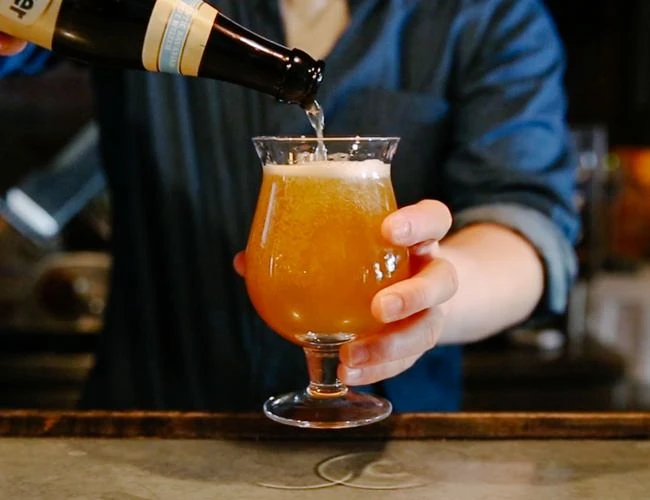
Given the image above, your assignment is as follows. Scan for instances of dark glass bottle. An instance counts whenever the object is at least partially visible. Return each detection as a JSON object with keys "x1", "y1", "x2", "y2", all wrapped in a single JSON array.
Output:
[{"x1": 0, "y1": 0, "x2": 324, "y2": 107}]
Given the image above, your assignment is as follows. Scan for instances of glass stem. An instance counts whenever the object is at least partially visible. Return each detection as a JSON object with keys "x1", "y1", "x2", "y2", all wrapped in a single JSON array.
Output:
[{"x1": 303, "y1": 344, "x2": 348, "y2": 399}]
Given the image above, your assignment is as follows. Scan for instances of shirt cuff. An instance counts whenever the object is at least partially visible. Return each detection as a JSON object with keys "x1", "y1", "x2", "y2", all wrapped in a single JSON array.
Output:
[{"x1": 451, "y1": 203, "x2": 578, "y2": 317}]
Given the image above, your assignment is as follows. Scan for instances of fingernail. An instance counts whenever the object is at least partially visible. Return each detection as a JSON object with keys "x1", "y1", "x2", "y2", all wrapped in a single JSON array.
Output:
[
  {"x1": 380, "y1": 294, "x2": 404, "y2": 321},
  {"x1": 349, "y1": 345, "x2": 369, "y2": 366},
  {"x1": 389, "y1": 217, "x2": 411, "y2": 243},
  {"x1": 345, "y1": 368, "x2": 362, "y2": 383}
]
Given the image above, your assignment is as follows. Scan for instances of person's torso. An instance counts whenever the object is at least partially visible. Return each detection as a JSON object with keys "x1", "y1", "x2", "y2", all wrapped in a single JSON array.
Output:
[{"x1": 84, "y1": 0, "x2": 462, "y2": 411}]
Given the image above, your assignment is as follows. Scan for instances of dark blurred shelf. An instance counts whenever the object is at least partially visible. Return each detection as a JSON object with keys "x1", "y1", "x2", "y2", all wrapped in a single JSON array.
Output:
[
  {"x1": 462, "y1": 335, "x2": 632, "y2": 411},
  {"x1": 463, "y1": 336, "x2": 625, "y2": 386},
  {"x1": 0, "y1": 328, "x2": 643, "y2": 411},
  {"x1": 0, "y1": 329, "x2": 98, "y2": 353},
  {"x1": 0, "y1": 351, "x2": 93, "y2": 409}
]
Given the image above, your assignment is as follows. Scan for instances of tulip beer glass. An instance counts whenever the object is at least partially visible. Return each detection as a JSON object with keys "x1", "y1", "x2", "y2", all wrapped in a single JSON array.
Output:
[{"x1": 246, "y1": 137, "x2": 409, "y2": 428}]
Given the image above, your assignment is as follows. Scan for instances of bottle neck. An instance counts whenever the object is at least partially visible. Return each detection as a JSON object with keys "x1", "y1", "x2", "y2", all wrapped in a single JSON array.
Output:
[
  {"x1": 277, "y1": 49, "x2": 325, "y2": 108},
  {"x1": 198, "y1": 13, "x2": 324, "y2": 108}
]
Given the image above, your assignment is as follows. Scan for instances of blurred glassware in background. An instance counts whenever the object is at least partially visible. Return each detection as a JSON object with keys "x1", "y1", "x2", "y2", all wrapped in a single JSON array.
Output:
[
  {"x1": 0, "y1": 121, "x2": 107, "y2": 248},
  {"x1": 564, "y1": 126, "x2": 612, "y2": 348},
  {"x1": 573, "y1": 137, "x2": 650, "y2": 386},
  {"x1": 607, "y1": 147, "x2": 650, "y2": 263},
  {"x1": 0, "y1": 120, "x2": 110, "y2": 333},
  {"x1": 571, "y1": 125, "x2": 611, "y2": 277}
]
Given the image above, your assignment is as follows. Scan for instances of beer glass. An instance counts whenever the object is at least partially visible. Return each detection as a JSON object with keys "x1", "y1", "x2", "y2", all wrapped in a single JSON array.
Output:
[{"x1": 246, "y1": 137, "x2": 409, "y2": 428}]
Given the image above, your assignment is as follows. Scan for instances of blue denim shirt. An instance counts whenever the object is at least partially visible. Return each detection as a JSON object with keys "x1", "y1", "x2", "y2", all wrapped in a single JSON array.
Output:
[{"x1": 1, "y1": 0, "x2": 578, "y2": 412}]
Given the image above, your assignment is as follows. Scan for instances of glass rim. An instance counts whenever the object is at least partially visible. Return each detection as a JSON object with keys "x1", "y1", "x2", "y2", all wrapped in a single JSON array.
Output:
[{"x1": 252, "y1": 135, "x2": 400, "y2": 143}]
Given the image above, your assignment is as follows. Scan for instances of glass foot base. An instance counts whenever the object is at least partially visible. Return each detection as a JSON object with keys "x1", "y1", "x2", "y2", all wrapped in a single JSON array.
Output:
[{"x1": 263, "y1": 390, "x2": 392, "y2": 429}]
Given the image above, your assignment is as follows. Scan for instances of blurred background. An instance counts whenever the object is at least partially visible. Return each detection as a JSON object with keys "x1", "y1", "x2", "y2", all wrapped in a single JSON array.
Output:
[{"x1": 1, "y1": 0, "x2": 650, "y2": 411}]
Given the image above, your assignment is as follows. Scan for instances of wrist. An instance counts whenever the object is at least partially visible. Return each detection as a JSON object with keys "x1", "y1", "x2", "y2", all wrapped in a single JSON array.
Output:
[{"x1": 432, "y1": 248, "x2": 474, "y2": 346}]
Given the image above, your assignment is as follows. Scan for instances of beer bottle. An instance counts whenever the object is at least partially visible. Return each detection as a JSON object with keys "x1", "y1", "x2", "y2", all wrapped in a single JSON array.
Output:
[{"x1": 0, "y1": 0, "x2": 324, "y2": 107}]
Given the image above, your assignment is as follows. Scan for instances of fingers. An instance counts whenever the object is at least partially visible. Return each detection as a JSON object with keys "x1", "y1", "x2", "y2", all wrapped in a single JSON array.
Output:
[
  {"x1": 339, "y1": 251, "x2": 458, "y2": 386},
  {"x1": 339, "y1": 306, "x2": 446, "y2": 385},
  {"x1": 371, "y1": 257, "x2": 458, "y2": 323},
  {"x1": 341, "y1": 354, "x2": 421, "y2": 386},
  {"x1": 0, "y1": 34, "x2": 27, "y2": 56},
  {"x1": 382, "y1": 200, "x2": 452, "y2": 247},
  {"x1": 233, "y1": 251, "x2": 246, "y2": 276}
]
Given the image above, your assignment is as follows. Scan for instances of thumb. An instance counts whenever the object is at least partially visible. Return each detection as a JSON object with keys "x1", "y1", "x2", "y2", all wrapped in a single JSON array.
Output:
[{"x1": 0, "y1": 34, "x2": 28, "y2": 56}]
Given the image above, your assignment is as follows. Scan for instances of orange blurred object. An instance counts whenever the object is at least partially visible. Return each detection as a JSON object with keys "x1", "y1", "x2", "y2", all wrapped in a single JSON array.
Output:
[{"x1": 609, "y1": 147, "x2": 650, "y2": 260}]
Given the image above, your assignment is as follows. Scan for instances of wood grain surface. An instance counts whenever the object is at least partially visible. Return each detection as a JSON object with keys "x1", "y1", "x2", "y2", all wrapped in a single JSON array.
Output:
[{"x1": 0, "y1": 411, "x2": 648, "y2": 440}]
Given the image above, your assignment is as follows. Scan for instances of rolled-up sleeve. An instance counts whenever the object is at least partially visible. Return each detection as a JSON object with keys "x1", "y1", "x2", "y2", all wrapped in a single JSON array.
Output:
[
  {"x1": 444, "y1": 0, "x2": 580, "y2": 316},
  {"x1": 453, "y1": 203, "x2": 577, "y2": 315}
]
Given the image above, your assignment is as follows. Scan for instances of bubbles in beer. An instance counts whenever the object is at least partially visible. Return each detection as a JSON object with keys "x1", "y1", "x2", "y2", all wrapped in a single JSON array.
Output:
[
  {"x1": 245, "y1": 162, "x2": 409, "y2": 342},
  {"x1": 306, "y1": 100, "x2": 327, "y2": 160}
]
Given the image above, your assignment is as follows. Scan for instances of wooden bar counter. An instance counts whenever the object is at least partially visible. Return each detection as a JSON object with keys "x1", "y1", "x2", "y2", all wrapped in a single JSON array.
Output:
[{"x1": 1, "y1": 411, "x2": 649, "y2": 499}]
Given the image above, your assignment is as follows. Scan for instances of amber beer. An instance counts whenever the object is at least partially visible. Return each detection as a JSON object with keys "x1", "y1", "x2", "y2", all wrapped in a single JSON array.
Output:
[{"x1": 245, "y1": 159, "x2": 410, "y2": 344}]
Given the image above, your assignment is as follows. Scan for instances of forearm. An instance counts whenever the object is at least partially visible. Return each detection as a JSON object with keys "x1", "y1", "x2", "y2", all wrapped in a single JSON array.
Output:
[{"x1": 437, "y1": 222, "x2": 545, "y2": 345}]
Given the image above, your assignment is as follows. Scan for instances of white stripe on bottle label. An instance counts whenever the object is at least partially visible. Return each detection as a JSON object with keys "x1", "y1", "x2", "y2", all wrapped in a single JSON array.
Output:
[
  {"x1": 142, "y1": 0, "x2": 218, "y2": 77},
  {"x1": 0, "y1": 0, "x2": 62, "y2": 48}
]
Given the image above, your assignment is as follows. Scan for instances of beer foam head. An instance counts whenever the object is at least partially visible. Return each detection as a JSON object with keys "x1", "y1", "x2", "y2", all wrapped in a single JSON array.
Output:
[{"x1": 263, "y1": 159, "x2": 390, "y2": 179}]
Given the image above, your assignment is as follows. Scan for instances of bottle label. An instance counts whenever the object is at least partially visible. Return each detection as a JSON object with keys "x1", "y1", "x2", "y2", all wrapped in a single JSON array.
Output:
[
  {"x1": 0, "y1": 0, "x2": 62, "y2": 48},
  {"x1": 0, "y1": 0, "x2": 51, "y2": 26},
  {"x1": 143, "y1": 0, "x2": 218, "y2": 77}
]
